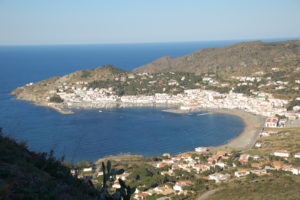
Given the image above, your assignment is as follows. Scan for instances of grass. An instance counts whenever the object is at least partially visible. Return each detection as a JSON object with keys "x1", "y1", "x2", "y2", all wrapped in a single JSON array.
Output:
[
  {"x1": 207, "y1": 175, "x2": 300, "y2": 200},
  {"x1": 245, "y1": 127, "x2": 300, "y2": 156},
  {"x1": 206, "y1": 127, "x2": 300, "y2": 200}
]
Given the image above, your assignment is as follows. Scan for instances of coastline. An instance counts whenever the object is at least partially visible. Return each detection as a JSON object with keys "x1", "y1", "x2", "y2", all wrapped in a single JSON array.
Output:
[
  {"x1": 35, "y1": 100, "x2": 266, "y2": 152},
  {"x1": 163, "y1": 108, "x2": 266, "y2": 152},
  {"x1": 13, "y1": 95, "x2": 265, "y2": 152}
]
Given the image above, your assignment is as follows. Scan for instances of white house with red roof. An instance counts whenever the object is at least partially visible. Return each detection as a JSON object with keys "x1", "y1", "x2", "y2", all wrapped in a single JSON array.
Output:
[
  {"x1": 265, "y1": 117, "x2": 278, "y2": 128},
  {"x1": 273, "y1": 150, "x2": 290, "y2": 158}
]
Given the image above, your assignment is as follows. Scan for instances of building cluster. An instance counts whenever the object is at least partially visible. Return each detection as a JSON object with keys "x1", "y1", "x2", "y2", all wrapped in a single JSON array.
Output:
[
  {"x1": 70, "y1": 144, "x2": 300, "y2": 199},
  {"x1": 50, "y1": 81, "x2": 300, "y2": 122}
]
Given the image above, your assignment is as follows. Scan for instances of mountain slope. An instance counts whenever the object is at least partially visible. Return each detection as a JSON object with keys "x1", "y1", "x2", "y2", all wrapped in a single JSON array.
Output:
[
  {"x1": 11, "y1": 65, "x2": 127, "y2": 103},
  {"x1": 0, "y1": 129, "x2": 99, "y2": 200},
  {"x1": 133, "y1": 40, "x2": 300, "y2": 74}
]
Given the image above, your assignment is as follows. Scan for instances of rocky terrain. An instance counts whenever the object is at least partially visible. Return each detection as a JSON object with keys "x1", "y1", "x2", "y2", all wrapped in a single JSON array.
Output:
[{"x1": 134, "y1": 40, "x2": 300, "y2": 75}]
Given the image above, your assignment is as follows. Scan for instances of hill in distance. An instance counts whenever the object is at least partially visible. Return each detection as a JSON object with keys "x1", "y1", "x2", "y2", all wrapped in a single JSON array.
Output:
[{"x1": 134, "y1": 40, "x2": 300, "y2": 75}]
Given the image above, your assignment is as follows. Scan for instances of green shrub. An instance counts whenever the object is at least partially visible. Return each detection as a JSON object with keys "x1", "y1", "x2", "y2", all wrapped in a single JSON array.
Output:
[{"x1": 49, "y1": 95, "x2": 64, "y2": 103}]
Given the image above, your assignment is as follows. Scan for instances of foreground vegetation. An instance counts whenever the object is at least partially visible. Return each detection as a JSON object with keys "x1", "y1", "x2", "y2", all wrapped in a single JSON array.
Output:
[
  {"x1": 0, "y1": 128, "x2": 99, "y2": 200},
  {"x1": 207, "y1": 175, "x2": 300, "y2": 200}
]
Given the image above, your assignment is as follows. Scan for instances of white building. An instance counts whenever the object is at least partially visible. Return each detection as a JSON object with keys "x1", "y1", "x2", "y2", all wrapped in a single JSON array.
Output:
[
  {"x1": 265, "y1": 117, "x2": 278, "y2": 128},
  {"x1": 195, "y1": 147, "x2": 208, "y2": 153},
  {"x1": 294, "y1": 152, "x2": 300, "y2": 159},
  {"x1": 234, "y1": 170, "x2": 250, "y2": 177},
  {"x1": 83, "y1": 167, "x2": 93, "y2": 172},
  {"x1": 208, "y1": 173, "x2": 230, "y2": 183},
  {"x1": 273, "y1": 150, "x2": 290, "y2": 158}
]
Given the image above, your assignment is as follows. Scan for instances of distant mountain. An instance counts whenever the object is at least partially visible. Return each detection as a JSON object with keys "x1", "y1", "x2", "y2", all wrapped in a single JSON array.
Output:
[{"x1": 133, "y1": 40, "x2": 300, "y2": 74}]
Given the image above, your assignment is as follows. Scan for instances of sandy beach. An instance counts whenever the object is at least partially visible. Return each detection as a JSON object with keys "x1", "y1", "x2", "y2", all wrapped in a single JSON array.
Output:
[{"x1": 163, "y1": 108, "x2": 266, "y2": 152}]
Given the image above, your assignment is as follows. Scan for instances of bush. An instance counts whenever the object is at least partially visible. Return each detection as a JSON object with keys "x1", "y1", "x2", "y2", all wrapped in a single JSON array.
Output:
[{"x1": 49, "y1": 95, "x2": 64, "y2": 103}]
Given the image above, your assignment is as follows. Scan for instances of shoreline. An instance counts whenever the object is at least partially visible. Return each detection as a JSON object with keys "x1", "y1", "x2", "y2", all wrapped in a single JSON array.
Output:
[
  {"x1": 163, "y1": 108, "x2": 266, "y2": 152},
  {"x1": 13, "y1": 96, "x2": 266, "y2": 153}
]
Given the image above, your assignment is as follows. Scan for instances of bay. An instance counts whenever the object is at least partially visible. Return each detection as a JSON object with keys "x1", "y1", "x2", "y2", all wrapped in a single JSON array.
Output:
[{"x1": 1, "y1": 40, "x2": 248, "y2": 162}]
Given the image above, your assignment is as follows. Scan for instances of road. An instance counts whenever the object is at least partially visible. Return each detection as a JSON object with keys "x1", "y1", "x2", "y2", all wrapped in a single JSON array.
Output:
[{"x1": 197, "y1": 189, "x2": 219, "y2": 200}]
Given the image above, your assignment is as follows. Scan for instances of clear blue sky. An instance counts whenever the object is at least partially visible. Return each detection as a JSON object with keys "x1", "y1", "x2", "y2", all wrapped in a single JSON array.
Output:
[{"x1": 0, "y1": 0, "x2": 299, "y2": 45}]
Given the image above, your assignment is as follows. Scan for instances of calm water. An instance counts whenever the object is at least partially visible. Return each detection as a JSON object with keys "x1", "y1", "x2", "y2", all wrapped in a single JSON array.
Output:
[{"x1": 0, "y1": 41, "x2": 251, "y2": 162}]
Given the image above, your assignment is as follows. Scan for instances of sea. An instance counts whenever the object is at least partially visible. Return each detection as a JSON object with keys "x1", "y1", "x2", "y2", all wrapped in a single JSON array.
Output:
[{"x1": 0, "y1": 39, "x2": 287, "y2": 163}]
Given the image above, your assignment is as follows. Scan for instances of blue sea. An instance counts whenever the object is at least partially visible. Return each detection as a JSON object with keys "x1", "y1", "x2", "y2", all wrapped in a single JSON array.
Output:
[{"x1": 0, "y1": 40, "x2": 270, "y2": 162}]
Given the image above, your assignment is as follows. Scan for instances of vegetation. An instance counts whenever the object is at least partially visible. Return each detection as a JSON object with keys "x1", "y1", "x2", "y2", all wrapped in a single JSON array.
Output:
[
  {"x1": 49, "y1": 95, "x2": 64, "y2": 103},
  {"x1": 246, "y1": 128, "x2": 300, "y2": 156},
  {"x1": 207, "y1": 176, "x2": 300, "y2": 200},
  {"x1": 88, "y1": 72, "x2": 203, "y2": 96},
  {"x1": 0, "y1": 128, "x2": 98, "y2": 200},
  {"x1": 287, "y1": 99, "x2": 300, "y2": 111},
  {"x1": 0, "y1": 128, "x2": 135, "y2": 200},
  {"x1": 98, "y1": 161, "x2": 135, "y2": 200}
]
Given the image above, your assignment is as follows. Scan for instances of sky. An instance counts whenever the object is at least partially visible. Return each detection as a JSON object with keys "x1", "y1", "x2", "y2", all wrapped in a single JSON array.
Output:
[{"x1": 0, "y1": 0, "x2": 300, "y2": 45}]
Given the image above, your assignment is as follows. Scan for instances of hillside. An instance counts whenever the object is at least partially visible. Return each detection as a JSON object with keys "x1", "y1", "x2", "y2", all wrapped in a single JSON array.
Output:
[
  {"x1": 0, "y1": 128, "x2": 99, "y2": 200},
  {"x1": 11, "y1": 65, "x2": 127, "y2": 104},
  {"x1": 134, "y1": 40, "x2": 300, "y2": 74}
]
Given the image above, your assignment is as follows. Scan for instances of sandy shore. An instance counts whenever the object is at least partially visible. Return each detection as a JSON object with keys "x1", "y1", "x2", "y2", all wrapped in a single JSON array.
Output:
[{"x1": 164, "y1": 108, "x2": 266, "y2": 152}]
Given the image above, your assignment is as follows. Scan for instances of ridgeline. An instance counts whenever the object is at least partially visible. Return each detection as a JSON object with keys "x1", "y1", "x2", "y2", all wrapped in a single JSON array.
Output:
[{"x1": 134, "y1": 40, "x2": 300, "y2": 74}]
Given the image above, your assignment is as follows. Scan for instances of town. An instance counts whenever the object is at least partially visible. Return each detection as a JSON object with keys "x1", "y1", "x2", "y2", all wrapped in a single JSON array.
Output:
[{"x1": 72, "y1": 126, "x2": 300, "y2": 199}]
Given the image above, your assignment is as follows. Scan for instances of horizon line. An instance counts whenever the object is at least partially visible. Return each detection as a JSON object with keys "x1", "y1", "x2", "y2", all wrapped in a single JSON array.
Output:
[{"x1": 0, "y1": 37, "x2": 299, "y2": 47}]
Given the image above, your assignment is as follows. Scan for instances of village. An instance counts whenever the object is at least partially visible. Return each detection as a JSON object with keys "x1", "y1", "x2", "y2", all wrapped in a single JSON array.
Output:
[
  {"x1": 51, "y1": 79, "x2": 300, "y2": 127},
  {"x1": 72, "y1": 129, "x2": 300, "y2": 200}
]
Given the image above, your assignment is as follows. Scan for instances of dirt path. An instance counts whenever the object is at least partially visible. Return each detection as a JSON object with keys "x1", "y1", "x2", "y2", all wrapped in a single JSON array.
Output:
[{"x1": 197, "y1": 189, "x2": 219, "y2": 200}]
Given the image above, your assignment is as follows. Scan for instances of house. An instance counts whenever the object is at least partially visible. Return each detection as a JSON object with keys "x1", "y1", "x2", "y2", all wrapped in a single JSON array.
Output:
[
  {"x1": 193, "y1": 164, "x2": 211, "y2": 173},
  {"x1": 291, "y1": 167, "x2": 300, "y2": 175},
  {"x1": 173, "y1": 180, "x2": 193, "y2": 191},
  {"x1": 112, "y1": 181, "x2": 121, "y2": 189},
  {"x1": 239, "y1": 154, "x2": 250, "y2": 163},
  {"x1": 251, "y1": 162, "x2": 266, "y2": 169},
  {"x1": 295, "y1": 152, "x2": 300, "y2": 159},
  {"x1": 161, "y1": 159, "x2": 174, "y2": 165},
  {"x1": 273, "y1": 150, "x2": 290, "y2": 158},
  {"x1": 83, "y1": 167, "x2": 93, "y2": 172},
  {"x1": 135, "y1": 193, "x2": 149, "y2": 200},
  {"x1": 260, "y1": 131, "x2": 270, "y2": 137},
  {"x1": 208, "y1": 155, "x2": 221, "y2": 164},
  {"x1": 281, "y1": 165, "x2": 300, "y2": 175},
  {"x1": 234, "y1": 170, "x2": 250, "y2": 177},
  {"x1": 265, "y1": 117, "x2": 278, "y2": 128},
  {"x1": 255, "y1": 142, "x2": 262, "y2": 148},
  {"x1": 208, "y1": 173, "x2": 230, "y2": 183},
  {"x1": 215, "y1": 162, "x2": 226, "y2": 168},
  {"x1": 251, "y1": 169, "x2": 269, "y2": 176},
  {"x1": 155, "y1": 162, "x2": 166, "y2": 168},
  {"x1": 116, "y1": 172, "x2": 130, "y2": 181},
  {"x1": 253, "y1": 155, "x2": 260, "y2": 160},
  {"x1": 195, "y1": 147, "x2": 208, "y2": 153},
  {"x1": 293, "y1": 106, "x2": 300, "y2": 111},
  {"x1": 70, "y1": 168, "x2": 79, "y2": 176}
]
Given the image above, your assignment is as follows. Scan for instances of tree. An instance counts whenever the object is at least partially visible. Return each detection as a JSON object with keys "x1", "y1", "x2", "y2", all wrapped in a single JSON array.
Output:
[
  {"x1": 99, "y1": 161, "x2": 135, "y2": 200},
  {"x1": 49, "y1": 95, "x2": 64, "y2": 103}
]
